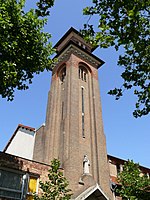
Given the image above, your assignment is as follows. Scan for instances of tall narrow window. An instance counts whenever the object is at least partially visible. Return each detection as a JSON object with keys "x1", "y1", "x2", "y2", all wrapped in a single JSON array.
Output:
[
  {"x1": 79, "y1": 66, "x2": 87, "y2": 82},
  {"x1": 84, "y1": 72, "x2": 86, "y2": 82},
  {"x1": 81, "y1": 88, "x2": 84, "y2": 114},
  {"x1": 82, "y1": 115, "x2": 85, "y2": 138},
  {"x1": 116, "y1": 164, "x2": 121, "y2": 174},
  {"x1": 60, "y1": 67, "x2": 66, "y2": 83},
  {"x1": 62, "y1": 102, "x2": 64, "y2": 120},
  {"x1": 81, "y1": 87, "x2": 85, "y2": 138},
  {"x1": 61, "y1": 102, "x2": 65, "y2": 131}
]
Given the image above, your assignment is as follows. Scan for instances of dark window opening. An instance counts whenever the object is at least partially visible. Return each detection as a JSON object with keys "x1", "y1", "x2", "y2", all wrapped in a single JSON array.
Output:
[
  {"x1": 82, "y1": 115, "x2": 85, "y2": 138},
  {"x1": 81, "y1": 88, "x2": 84, "y2": 114},
  {"x1": 0, "y1": 169, "x2": 22, "y2": 199},
  {"x1": 116, "y1": 164, "x2": 121, "y2": 174},
  {"x1": 79, "y1": 66, "x2": 87, "y2": 82},
  {"x1": 0, "y1": 169, "x2": 37, "y2": 200},
  {"x1": 84, "y1": 72, "x2": 86, "y2": 82},
  {"x1": 60, "y1": 67, "x2": 66, "y2": 83}
]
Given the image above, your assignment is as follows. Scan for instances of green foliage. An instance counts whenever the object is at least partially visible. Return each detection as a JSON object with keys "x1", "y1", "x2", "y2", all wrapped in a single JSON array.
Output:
[
  {"x1": 0, "y1": 0, "x2": 55, "y2": 100},
  {"x1": 117, "y1": 160, "x2": 150, "y2": 200},
  {"x1": 81, "y1": 0, "x2": 150, "y2": 117},
  {"x1": 36, "y1": 0, "x2": 55, "y2": 17},
  {"x1": 34, "y1": 159, "x2": 72, "y2": 200}
]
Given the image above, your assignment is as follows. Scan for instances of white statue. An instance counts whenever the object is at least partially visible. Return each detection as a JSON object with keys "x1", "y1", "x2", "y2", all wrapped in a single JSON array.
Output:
[{"x1": 83, "y1": 155, "x2": 90, "y2": 174}]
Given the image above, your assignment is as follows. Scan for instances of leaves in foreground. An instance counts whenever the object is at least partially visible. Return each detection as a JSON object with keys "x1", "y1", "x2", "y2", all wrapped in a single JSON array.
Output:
[
  {"x1": 81, "y1": 0, "x2": 150, "y2": 117},
  {"x1": 0, "y1": 0, "x2": 55, "y2": 101},
  {"x1": 34, "y1": 159, "x2": 72, "y2": 200},
  {"x1": 117, "y1": 160, "x2": 150, "y2": 200}
]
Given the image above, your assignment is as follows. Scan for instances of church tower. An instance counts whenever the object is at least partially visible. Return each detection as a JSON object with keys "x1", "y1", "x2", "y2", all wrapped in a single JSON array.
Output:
[{"x1": 33, "y1": 28, "x2": 112, "y2": 199}]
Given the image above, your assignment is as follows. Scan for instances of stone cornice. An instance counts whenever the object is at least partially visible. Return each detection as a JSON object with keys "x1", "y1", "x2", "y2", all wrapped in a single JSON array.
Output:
[{"x1": 53, "y1": 43, "x2": 104, "y2": 70}]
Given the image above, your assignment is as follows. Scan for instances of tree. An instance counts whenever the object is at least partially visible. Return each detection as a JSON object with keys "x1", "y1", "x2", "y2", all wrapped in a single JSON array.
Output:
[
  {"x1": 0, "y1": 0, "x2": 55, "y2": 101},
  {"x1": 116, "y1": 160, "x2": 150, "y2": 200},
  {"x1": 34, "y1": 159, "x2": 72, "y2": 200},
  {"x1": 81, "y1": 0, "x2": 150, "y2": 118},
  {"x1": 35, "y1": 0, "x2": 55, "y2": 17}
]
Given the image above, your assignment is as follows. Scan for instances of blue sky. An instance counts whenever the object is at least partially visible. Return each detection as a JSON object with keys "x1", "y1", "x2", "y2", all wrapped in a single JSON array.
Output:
[{"x1": 0, "y1": 0, "x2": 149, "y2": 168}]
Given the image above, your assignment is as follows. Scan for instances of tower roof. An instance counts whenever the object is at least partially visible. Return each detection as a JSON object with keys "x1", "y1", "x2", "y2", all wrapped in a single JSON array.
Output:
[
  {"x1": 53, "y1": 27, "x2": 104, "y2": 69},
  {"x1": 54, "y1": 27, "x2": 97, "y2": 54}
]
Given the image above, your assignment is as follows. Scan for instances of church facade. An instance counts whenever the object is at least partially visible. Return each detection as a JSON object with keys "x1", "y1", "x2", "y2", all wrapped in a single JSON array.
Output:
[{"x1": 0, "y1": 28, "x2": 149, "y2": 200}]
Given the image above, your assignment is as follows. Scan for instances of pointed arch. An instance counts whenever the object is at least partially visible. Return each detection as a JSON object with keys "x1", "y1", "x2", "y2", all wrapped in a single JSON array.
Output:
[
  {"x1": 78, "y1": 62, "x2": 91, "y2": 82},
  {"x1": 79, "y1": 62, "x2": 92, "y2": 73},
  {"x1": 57, "y1": 64, "x2": 66, "y2": 83}
]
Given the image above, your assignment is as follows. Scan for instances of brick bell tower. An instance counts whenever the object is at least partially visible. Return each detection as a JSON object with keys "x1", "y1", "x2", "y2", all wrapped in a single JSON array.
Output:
[{"x1": 33, "y1": 28, "x2": 113, "y2": 199}]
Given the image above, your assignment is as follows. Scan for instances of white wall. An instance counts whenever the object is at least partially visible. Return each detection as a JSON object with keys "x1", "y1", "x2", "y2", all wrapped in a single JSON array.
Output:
[{"x1": 5, "y1": 127, "x2": 35, "y2": 160}]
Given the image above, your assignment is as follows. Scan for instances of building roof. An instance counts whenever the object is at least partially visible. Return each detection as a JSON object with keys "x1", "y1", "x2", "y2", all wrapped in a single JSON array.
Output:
[
  {"x1": 52, "y1": 27, "x2": 105, "y2": 70},
  {"x1": 3, "y1": 124, "x2": 35, "y2": 152},
  {"x1": 108, "y1": 154, "x2": 150, "y2": 173},
  {"x1": 53, "y1": 27, "x2": 97, "y2": 53}
]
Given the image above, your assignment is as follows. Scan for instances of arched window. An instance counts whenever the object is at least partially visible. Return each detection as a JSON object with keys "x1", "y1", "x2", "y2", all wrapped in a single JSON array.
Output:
[
  {"x1": 59, "y1": 66, "x2": 66, "y2": 83},
  {"x1": 79, "y1": 66, "x2": 88, "y2": 82}
]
